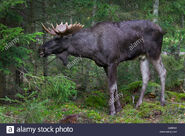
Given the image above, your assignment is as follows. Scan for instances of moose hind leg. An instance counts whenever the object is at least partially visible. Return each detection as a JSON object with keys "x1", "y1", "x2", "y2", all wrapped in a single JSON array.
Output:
[
  {"x1": 151, "y1": 56, "x2": 166, "y2": 106},
  {"x1": 136, "y1": 58, "x2": 150, "y2": 108}
]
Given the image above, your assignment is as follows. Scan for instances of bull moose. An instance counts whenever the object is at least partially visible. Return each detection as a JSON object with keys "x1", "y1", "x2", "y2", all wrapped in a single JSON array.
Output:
[{"x1": 39, "y1": 20, "x2": 166, "y2": 115}]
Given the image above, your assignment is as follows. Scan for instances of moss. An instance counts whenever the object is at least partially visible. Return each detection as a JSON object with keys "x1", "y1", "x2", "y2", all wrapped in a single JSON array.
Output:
[
  {"x1": 1, "y1": 99, "x2": 185, "y2": 123},
  {"x1": 160, "y1": 103, "x2": 185, "y2": 123},
  {"x1": 137, "y1": 102, "x2": 165, "y2": 118},
  {"x1": 124, "y1": 118, "x2": 147, "y2": 123},
  {"x1": 123, "y1": 104, "x2": 139, "y2": 117},
  {"x1": 112, "y1": 104, "x2": 148, "y2": 123},
  {"x1": 166, "y1": 91, "x2": 185, "y2": 102},
  {"x1": 61, "y1": 103, "x2": 81, "y2": 115},
  {"x1": 85, "y1": 109, "x2": 102, "y2": 122},
  {"x1": 0, "y1": 106, "x2": 16, "y2": 123}
]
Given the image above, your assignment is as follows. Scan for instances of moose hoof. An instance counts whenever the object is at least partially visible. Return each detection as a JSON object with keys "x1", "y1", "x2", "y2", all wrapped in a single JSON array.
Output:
[
  {"x1": 136, "y1": 101, "x2": 142, "y2": 108},
  {"x1": 135, "y1": 104, "x2": 139, "y2": 109},
  {"x1": 109, "y1": 111, "x2": 116, "y2": 116},
  {"x1": 160, "y1": 100, "x2": 166, "y2": 106},
  {"x1": 116, "y1": 107, "x2": 122, "y2": 113}
]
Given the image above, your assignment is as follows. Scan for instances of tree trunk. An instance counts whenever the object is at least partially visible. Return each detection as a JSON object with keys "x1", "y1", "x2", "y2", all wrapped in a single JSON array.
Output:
[
  {"x1": 151, "y1": 0, "x2": 159, "y2": 81},
  {"x1": 92, "y1": 0, "x2": 96, "y2": 26},
  {"x1": 153, "y1": 0, "x2": 159, "y2": 23},
  {"x1": 42, "y1": 1, "x2": 48, "y2": 77},
  {"x1": 30, "y1": 0, "x2": 38, "y2": 75},
  {"x1": 0, "y1": 71, "x2": 6, "y2": 98},
  {"x1": 182, "y1": 15, "x2": 185, "y2": 86},
  {"x1": 70, "y1": 17, "x2": 73, "y2": 24},
  {"x1": 15, "y1": 69, "x2": 21, "y2": 87},
  {"x1": 176, "y1": 14, "x2": 184, "y2": 59},
  {"x1": 182, "y1": 14, "x2": 184, "y2": 28}
]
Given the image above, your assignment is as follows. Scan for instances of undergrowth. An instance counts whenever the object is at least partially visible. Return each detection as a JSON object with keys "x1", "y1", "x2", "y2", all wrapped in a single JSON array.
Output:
[{"x1": 0, "y1": 90, "x2": 184, "y2": 123}]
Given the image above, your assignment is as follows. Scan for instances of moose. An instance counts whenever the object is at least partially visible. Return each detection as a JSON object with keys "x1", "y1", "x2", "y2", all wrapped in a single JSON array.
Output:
[{"x1": 39, "y1": 20, "x2": 166, "y2": 115}]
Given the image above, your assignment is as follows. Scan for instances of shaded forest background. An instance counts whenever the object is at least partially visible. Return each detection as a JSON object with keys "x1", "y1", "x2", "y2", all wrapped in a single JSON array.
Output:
[{"x1": 0, "y1": 0, "x2": 185, "y2": 123}]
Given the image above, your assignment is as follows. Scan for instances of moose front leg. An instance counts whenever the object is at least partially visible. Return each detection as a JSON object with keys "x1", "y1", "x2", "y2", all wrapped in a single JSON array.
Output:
[
  {"x1": 114, "y1": 88, "x2": 122, "y2": 113},
  {"x1": 106, "y1": 63, "x2": 120, "y2": 115}
]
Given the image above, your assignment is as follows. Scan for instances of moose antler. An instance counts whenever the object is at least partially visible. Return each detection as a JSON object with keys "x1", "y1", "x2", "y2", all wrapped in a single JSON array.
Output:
[{"x1": 41, "y1": 22, "x2": 84, "y2": 36}]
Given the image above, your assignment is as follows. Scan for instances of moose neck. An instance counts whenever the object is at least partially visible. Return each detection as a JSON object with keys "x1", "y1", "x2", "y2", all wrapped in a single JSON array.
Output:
[{"x1": 65, "y1": 31, "x2": 95, "y2": 60}]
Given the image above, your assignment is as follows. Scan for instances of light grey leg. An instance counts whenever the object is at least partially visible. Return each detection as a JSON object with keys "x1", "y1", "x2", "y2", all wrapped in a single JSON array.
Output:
[
  {"x1": 109, "y1": 82, "x2": 117, "y2": 115},
  {"x1": 136, "y1": 58, "x2": 150, "y2": 108},
  {"x1": 114, "y1": 84, "x2": 122, "y2": 113},
  {"x1": 151, "y1": 56, "x2": 166, "y2": 106}
]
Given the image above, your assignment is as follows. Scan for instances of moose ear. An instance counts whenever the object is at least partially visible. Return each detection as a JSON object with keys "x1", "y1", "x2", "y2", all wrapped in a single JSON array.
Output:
[{"x1": 56, "y1": 51, "x2": 69, "y2": 66}]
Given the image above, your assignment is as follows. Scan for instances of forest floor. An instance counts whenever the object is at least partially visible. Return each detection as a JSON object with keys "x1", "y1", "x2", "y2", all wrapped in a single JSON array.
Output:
[{"x1": 0, "y1": 91, "x2": 185, "y2": 123}]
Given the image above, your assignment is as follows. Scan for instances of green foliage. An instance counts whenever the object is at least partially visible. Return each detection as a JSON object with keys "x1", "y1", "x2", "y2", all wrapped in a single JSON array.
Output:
[
  {"x1": 61, "y1": 103, "x2": 81, "y2": 115},
  {"x1": 137, "y1": 102, "x2": 165, "y2": 118},
  {"x1": 120, "y1": 81, "x2": 142, "y2": 92},
  {"x1": 85, "y1": 109, "x2": 102, "y2": 121},
  {"x1": 166, "y1": 91, "x2": 185, "y2": 102},
  {"x1": 118, "y1": 55, "x2": 185, "y2": 95},
  {"x1": 162, "y1": 55, "x2": 185, "y2": 90},
  {"x1": 160, "y1": 103, "x2": 185, "y2": 123},
  {"x1": 21, "y1": 98, "x2": 48, "y2": 123},
  {"x1": 44, "y1": 75, "x2": 77, "y2": 104},
  {"x1": 160, "y1": 0, "x2": 185, "y2": 53},
  {"x1": 0, "y1": 90, "x2": 184, "y2": 123},
  {"x1": 0, "y1": 91, "x2": 48, "y2": 123},
  {"x1": 60, "y1": 103, "x2": 102, "y2": 123},
  {"x1": 147, "y1": 82, "x2": 161, "y2": 94},
  {"x1": 95, "y1": 3, "x2": 119, "y2": 22},
  {"x1": 118, "y1": 60, "x2": 141, "y2": 87},
  {"x1": 0, "y1": 0, "x2": 185, "y2": 124},
  {"x1": 0, "y1": 0, "x2": 25, "y2": 16},
  {"x1": 120, "y1": 81, "x2": 161, "y2": 105},
  {"x1": 22, "y1": 73, "x2": 77, "y2": 104},
  {"x1": 0, "y1": 0, "x2": 43, "y2": 73},
  {"x1": 0, "y1": 25, "x2": 43, "y2": 73},
  {"x1": 84, "y1": 91, "x2": 108, "y2": 109},
  {"x1": 119, "y1": 104, "x2": 147, "y2": 123},
  {"x1": 0, "y1": 106, "x2": 16, "y2": 123}
]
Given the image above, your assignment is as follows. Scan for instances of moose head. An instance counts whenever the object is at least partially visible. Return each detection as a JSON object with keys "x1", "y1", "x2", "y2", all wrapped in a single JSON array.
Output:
[{"x1": 39, "y1": 22, "x2": 84, "y2": 58}]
